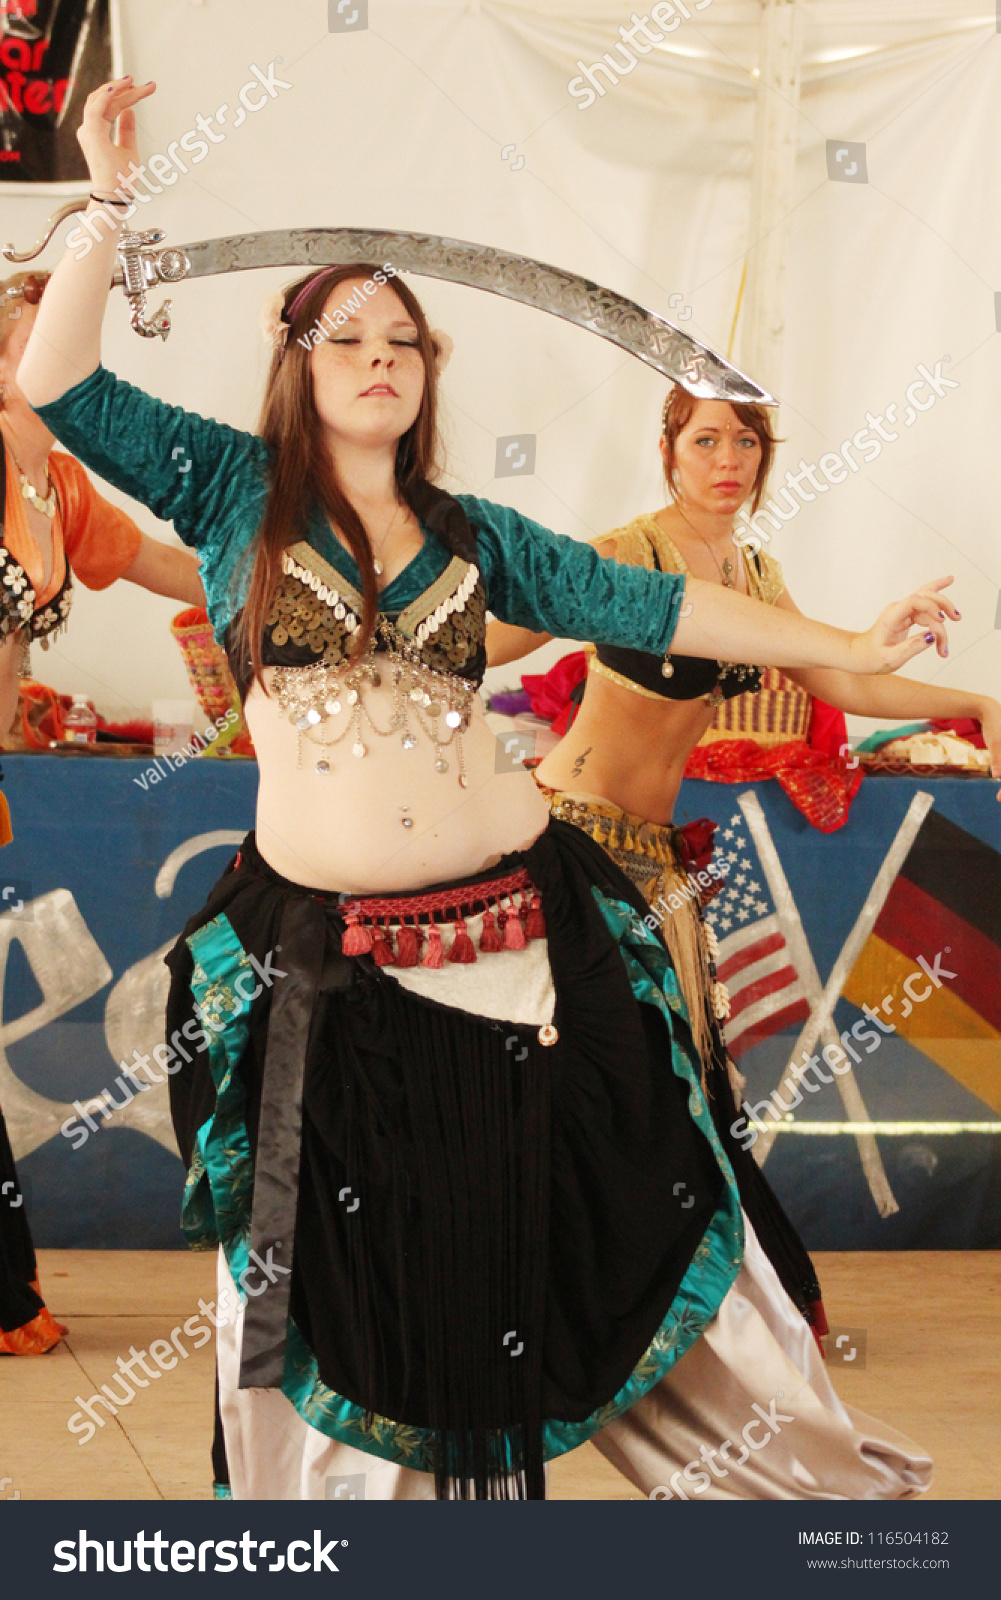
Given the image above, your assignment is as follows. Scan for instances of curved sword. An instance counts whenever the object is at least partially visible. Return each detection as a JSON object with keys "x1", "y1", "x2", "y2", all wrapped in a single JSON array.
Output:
[
  {"x1": 141, "y1": 227, "x2": 774, "y2": 404},
  {"x1": 4, "y1": 213, "x2": 774, "y2": 403}
]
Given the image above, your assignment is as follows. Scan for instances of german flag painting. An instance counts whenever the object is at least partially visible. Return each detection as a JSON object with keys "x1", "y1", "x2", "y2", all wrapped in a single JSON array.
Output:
[{"x1": 842, "y1": 810, "x2": 1001, "y2": 1113}]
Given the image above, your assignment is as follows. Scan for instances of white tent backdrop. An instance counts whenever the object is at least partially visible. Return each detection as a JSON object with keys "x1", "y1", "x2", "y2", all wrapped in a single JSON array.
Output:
[{"x1": 2, "y1": 0, "x2": 998, "y2": 729}]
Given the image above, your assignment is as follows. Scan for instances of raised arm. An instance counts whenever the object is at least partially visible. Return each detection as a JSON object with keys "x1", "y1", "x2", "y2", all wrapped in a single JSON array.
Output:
[
  {"x1": 463, "y1": 495, "x2": 956, "y2": 679},
  {"x1": 17, "y1": 77, "x2": 154, "y2": 405},
  {"x1": 16, "y1": 79, "x2": 263, "y2": 556}
]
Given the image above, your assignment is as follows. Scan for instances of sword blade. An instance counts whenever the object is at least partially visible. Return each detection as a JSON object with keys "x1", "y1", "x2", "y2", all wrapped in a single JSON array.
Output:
[{"x1": 115, "y1": 227, "x2": 775, "y2": 404}]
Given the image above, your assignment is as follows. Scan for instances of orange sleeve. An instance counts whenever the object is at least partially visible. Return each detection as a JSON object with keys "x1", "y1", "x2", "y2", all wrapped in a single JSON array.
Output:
[{"x1": 49, "y1": 452, "x2": 143, "y2": 591}]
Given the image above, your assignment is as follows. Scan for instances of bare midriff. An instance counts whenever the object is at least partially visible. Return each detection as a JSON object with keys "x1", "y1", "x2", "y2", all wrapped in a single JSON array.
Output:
[
  {"x1": 247, "y1": 669, "x2": 551, "y2": 892},
  {"x1": 535, "y1": 662, "x2": 715, "y2": 825}
]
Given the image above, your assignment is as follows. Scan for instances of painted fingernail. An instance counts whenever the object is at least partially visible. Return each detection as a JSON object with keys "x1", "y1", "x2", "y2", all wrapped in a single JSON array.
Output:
[
  {"x1": 939, "y1": 610, "x2": 946, "y2": 618},
  {"x1": 924, "y1": 632, "x2": 935, "y2": 643}
]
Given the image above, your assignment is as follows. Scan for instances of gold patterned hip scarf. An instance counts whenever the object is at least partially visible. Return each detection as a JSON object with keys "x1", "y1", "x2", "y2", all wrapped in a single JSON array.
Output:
[{"x1": 531, "y1": 772, "x2": 733, "y2": 1083}]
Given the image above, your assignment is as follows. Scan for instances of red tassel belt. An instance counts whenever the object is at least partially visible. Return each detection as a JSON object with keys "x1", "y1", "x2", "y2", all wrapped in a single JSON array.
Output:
[{"x1": 339, "y1": 866, "x2": 546, "y2": 969}]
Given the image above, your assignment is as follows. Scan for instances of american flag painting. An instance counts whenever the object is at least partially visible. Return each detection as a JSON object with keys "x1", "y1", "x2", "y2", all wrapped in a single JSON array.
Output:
[{"x1": 704, "y1": 810, "x2": 810, "y2": 1061}]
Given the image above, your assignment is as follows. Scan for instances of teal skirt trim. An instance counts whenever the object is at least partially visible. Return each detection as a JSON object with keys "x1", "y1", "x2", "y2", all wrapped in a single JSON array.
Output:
[
  {"x1": 540, "y1": 890, "x2": 743, "y2": 1458},
  {"x1": 182, "y1": 913, "x2": 257, "y2": 1290},
  {"x1": 182, "y1": 895, "x2": 743, "y2": 1472}
]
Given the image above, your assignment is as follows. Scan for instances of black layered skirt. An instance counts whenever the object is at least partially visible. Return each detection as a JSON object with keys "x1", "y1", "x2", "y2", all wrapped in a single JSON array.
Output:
[{"x1": 165, "y1": 819, "x2": 821, "y2": 1498}]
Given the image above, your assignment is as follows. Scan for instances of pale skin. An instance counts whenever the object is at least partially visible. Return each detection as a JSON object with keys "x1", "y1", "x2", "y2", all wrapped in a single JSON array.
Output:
[
  {"x1": 1, "y1": 297, "x2": 205, "y2": 734},
  {"x1": 16, "y1": 79, "x2": 965, "y2": 889},
  {"x1": 487, "y1": 400, "x2": 1001, "y2": 822}
]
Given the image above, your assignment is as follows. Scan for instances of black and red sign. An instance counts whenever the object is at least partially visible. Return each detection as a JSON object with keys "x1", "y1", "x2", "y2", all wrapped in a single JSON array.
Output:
[{"x1": 1, "y1": 0, "x2": 116, "y2": 188}]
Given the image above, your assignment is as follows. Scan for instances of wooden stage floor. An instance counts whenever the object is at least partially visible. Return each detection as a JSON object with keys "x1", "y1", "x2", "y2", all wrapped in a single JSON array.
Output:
[{"x1": 1, "y1": 1249, "x2": 997, "y2": 1501}]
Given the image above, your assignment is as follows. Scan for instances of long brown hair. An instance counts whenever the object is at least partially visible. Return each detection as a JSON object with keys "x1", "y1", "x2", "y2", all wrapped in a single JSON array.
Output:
[
  {"x1": 660, "y1": 387, "x2": 779, "y2": 514},
  {"x1": 237, "y1": 265, "x2": 444, "y2": 691}
]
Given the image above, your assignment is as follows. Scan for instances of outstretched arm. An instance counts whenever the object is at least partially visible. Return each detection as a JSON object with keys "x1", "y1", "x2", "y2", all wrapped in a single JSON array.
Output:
[
  {"x1": 773, "y1": 586, "x2": 1001, "y2": 784},
  {"x1": 466, "y1": 496, "x2": 957, "y2": 679},
  {"x1": 18, "y1": 79, "x2": 257, "y2": 559},
  {"x1": 672, "y1": 574, "x2": 955, "y2": 677}
]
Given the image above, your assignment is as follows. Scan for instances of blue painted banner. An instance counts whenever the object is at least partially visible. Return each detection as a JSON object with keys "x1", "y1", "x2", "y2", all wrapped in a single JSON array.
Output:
[
  {"x1": 0, "y1": 755, "x2": 998, "y2": 1249},
  {"x1": 0, "y1": 753, "x2": 257, "y2": 1249}
]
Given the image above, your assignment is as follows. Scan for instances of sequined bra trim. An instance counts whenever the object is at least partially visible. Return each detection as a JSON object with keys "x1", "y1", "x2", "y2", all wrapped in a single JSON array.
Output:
[
  {"x1": 261, "y1": 542, "x2": 487, "y2": 685},
  {"x1": 243, "y1": 538, "x2": 490, "y2": 787}
]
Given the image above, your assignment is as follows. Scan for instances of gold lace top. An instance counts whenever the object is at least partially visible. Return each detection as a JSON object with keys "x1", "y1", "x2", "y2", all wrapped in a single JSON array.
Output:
[{"x1": 585, "y1": 512, "x2": 785, "y2": 703}]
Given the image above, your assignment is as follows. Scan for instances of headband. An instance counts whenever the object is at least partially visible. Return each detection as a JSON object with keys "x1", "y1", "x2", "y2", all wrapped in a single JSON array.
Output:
[{"x1": 258, "y1": 268, "x2": 453, "y2": 370}]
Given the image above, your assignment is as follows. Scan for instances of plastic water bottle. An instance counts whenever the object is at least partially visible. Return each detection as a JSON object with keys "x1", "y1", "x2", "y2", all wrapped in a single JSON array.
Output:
[{"x1": 62, "y1": 694, "x2": 98, "y2": 745}]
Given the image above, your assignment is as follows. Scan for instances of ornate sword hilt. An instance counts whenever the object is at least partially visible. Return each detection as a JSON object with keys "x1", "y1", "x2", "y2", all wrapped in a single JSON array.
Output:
[{"x1": 115, "y1": 229, "x2": 191, "y2": 340}]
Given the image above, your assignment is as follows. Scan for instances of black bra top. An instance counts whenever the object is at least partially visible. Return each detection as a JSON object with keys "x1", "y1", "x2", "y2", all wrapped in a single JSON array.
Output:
[
  {"x1": 224, "y1": 482, "x2": 487, "y2": 702},
  {"x1": 594, "y1": 541, "x2": 763, "y2": 703},
  {"x1": 0, "y1": 441, "x2": 74, "y2": 648}
]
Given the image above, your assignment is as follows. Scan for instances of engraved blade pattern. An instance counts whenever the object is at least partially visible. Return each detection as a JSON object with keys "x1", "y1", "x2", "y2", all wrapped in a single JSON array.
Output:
[{"x1": 138, "y1": 228, "x2": 773, "y2": 404}]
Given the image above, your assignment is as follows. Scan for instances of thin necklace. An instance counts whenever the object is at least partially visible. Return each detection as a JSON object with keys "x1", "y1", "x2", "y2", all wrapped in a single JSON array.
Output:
[
  {"x1": 5, "y1": 438, "x2": 56, "y2": 519},
  {"x1": 370, "y1": 502, "x2": 405, "y2": 578},
  {"x1": 674, "y1": 503, "x2": 737, "y2": 588}
]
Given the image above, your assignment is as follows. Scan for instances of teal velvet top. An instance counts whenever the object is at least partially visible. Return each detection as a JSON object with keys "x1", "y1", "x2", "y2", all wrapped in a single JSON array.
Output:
[{"x1": 34, "y1": 364, "x2": 687, "y2": 652}]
